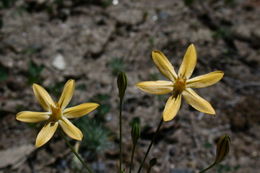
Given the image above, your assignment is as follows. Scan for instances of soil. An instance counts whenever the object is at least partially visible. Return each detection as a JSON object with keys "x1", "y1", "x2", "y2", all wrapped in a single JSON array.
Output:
[{"x1": 0, "y1": 0, "x2": 259, "y2": 173}]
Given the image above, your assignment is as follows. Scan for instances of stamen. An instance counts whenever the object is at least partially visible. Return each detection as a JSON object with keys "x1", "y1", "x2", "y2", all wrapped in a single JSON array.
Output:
[
  {"x1": 173, "y1": 77, "x2": 186, "y2": 97},
  {"x1": 50, "y1": 103, "x2": 62, "y2": 121}
]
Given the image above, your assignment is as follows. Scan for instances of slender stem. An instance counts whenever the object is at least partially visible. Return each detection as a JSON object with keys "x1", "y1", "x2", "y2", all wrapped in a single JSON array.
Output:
[
  {"x1": 147, "y1": 166, "x2": 152, "y2": 173},
  {"x1": 60, "y1": 131, "x2": 94, "y2": 173},
  {"x1": 129, "y1": 142, "x2": 136, "y2": 173},
  {"x1": 119, "y1": 99, "x2": 123, "y2": 173},
  {"x1": 137, "y1": 118, "x2": 163, "y2": 173},
  {"x1": 199, "y1": 163, "x2": 216, "y2": 173}
]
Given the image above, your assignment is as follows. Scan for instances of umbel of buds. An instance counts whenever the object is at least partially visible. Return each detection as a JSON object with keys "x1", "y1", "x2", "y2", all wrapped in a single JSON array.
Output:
[
  {"x1": 199, "y1": 134, "x2": 231, "y2": 173},
  {"x1": 131, "y1": 119, "x2": 141, "y2": 145},
  {"x1": 214, "y1": 134, "x2": 230, "y2": 164},
  {"x1": 117, "y1": 71, "x2": 127, "y2": 100}
]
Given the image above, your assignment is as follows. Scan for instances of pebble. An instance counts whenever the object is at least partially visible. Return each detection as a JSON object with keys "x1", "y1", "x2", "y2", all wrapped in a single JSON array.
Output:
[{"x1": 52, "y1": 54, "x2": 66, "y2": 70}]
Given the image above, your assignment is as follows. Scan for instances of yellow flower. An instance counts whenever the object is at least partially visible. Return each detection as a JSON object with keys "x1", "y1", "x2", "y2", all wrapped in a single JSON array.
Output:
[
  {"x1": 16, "y1": 80, "x2": 99, "y2": 147},
  {"x1": 136, "y1": 44, "x2": 224, "y2": 121}
]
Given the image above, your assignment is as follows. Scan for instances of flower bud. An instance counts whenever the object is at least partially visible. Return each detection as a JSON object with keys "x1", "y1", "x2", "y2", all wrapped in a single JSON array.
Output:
[
  {"x1": 117, "y1": 71, "x2": 127, "y2": 100},
  {"x1": 214, "y1": 134, "x2": 230, "y2": 164},
  {"x1": 131, "y1": 120, "x2": 141, "y2": 145}
]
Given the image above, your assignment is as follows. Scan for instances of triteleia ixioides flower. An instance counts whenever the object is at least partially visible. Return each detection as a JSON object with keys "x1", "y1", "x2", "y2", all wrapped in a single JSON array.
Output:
[
  {"x1": 16, "y1": 80, "x2": 99, "y2": 147},
  {"x1": 136, "y1": 44, "x2": 224, "y2": 121}
]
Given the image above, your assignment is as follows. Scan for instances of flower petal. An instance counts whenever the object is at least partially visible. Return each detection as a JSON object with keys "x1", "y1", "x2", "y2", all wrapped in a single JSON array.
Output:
[
  {"x1": 152, "y1": 50, "x2": 177, "y2": 81},
  {"x1": 186, "y1": 71, "x2": 224, "y2": 88},
  {"x1": 163, "y1": 95, "x2": 182, "y2": 121},
  {"x1": 136, "y1": 80, "x2": 174, "y2": 95},
  {"x1": 178, "y1": 44, "x2": 197, "y2": 79},
  {"x1": 33, "y1": 84, "x2": 55, "y2": 111},
  {"x1": 183, "y1": 88, "x2": 215, "y2": 114},
  {"x1": 35, "y1": 122, "x2": 58, "y2": 147},
  {"x1": 16, "y1": 111, "x2": 50, "y2": 123},
  {"x1": 59, "y1": 117, "x2": 83, "y2": 141},
  {"x1": 58, "y1": 80, "x2": 75, "y2": 110},
  {"x1": 63, "y1": 103, "x2": 99, "y2": 119}
]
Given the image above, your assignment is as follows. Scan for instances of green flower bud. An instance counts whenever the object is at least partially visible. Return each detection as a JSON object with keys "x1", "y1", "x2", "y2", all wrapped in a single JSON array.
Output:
[
  {"x1": 214, "y1": 134, "x2": 230, "y2": 164},
  {"x1": 131, "y1": 120, "x2": 141, "y2": 145},
  {"x1": 117, "y1": 71, "x2": 127, "y2": 100}
]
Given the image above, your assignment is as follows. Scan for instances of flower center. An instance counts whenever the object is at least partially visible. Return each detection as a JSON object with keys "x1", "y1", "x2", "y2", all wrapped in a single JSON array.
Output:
[
  {"x1": 50, "y1": 103, "x2": 62, "y2": 122},
  {"x1": 173, "y1": 77, "x2": 186, "y2": 97}
]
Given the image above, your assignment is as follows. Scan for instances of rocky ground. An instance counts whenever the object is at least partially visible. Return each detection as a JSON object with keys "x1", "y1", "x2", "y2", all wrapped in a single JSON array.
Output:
[{"x1": 0, "y1": 0, "x2": 259, "y2": 173}]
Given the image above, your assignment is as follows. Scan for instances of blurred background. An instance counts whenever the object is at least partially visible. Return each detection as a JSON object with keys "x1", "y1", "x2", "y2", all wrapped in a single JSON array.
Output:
[{"x1": 0, "y1": 0, "x2": 259, "y2": 172}]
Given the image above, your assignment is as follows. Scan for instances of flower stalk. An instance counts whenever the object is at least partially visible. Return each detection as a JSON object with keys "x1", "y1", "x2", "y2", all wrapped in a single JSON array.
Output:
[
  {"x1": 129, "y1": 119, "x2": 141, "y2": 173},
  {"x1": 137, "y1": 118, "x2": 163, "y2": 173},
  {"x1": 60, "y1": 131, "x2": 94, "y2": 173},
  {"x1": 147, "y1": 158, "x2": 157, "y2": 173},
  {"x1": 129, "y1": 142, "x2": 136, "y2": 173},
  {"x1": 119, "y1": 98, "x2": 123, "y2": 172},
  {"x1": 199, "y1": 135, "x2": 230, "y2": 173},
  {"x1": 199, "y1": 163, "x2": 216, "y2": 173},
  {"x1": 117, "y1": 72, "x2": 128, "y2": 173}
]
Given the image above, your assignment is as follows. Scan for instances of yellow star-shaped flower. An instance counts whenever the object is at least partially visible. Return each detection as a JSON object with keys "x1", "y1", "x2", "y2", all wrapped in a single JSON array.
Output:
[
  {"x1": 16, "y1": 80, "x2": 99, "y2": 147},
  {"x1": 136, "y1": 44, "x2": 224, "y2": 121}
]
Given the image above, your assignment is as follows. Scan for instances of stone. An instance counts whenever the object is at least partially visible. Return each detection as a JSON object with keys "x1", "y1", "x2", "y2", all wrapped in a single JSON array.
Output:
[
  {"x1": 0, "y1": 145, "x2": 34, "y2": 168},
  {"x1": 52, "y1": 54, "x2": 66, "y2": 70},
  {"x1": 170, "y1": 168, "x2": 194, "y2": 173}
]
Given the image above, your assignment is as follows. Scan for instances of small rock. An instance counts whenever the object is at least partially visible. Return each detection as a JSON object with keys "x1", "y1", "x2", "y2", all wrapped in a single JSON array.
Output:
[
  {"x1": 0, "y1": 144, "x2": 34, "y2": 168},
  {"x1": 52, "y1": 54, "x2": 66, "y2": 70},
  {"x1": 170, "y1": 168, "x2": 194, "y2": 173},
  {"x1": 233, "y1": 24, "x2": 251, "y2": 39},
  {"x1": 92, "y1": 161, "x2": 106, "y2": 173},
  {"x1": 191, "y1": 28, "x2": 212, "y2": 42},
  {"x1": 109, "y1": 8, "x2": 143, "y2": 25},
  {"x1": 112, "y1": 0, "x2": 119, "y2": 5},
  {"x1": 252, "y1": 28, "x2": 260, "y2": 40}
]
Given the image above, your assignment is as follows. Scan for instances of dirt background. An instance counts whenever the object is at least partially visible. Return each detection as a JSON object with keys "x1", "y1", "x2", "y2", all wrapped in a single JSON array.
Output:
[{"x1": 0, "y1": 0, "x2": 259, "y2": 173}]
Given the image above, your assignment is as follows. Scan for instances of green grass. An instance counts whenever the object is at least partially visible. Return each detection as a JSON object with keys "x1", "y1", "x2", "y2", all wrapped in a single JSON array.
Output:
[
  {"x1": 0, "y1": 0, "x2": 17, "y2": 9},
  {"x1": 47, "y1": 82, "x2": 65, "y2": 97},
  {"x1": 108, "y1": 57, "x2": 125, "y2": 76},
  {"x1": 90, "y1": 94, "x2": 111, "y2": 122},
  {"x1": 0, "y1": 66, "x2": 8, "y2": 82},
  {"x1": 216, "y1": 164, "x2": 240, "y2": 173},
  {"x1": 74, "y1": 117, "x2": 111, "y2": 158},
  {"x1": 27, "y1": 61, "x2": 44, "y2": 85},
  {"x1": 203, "y1": 142, "x2": 213, "y2": 149}
]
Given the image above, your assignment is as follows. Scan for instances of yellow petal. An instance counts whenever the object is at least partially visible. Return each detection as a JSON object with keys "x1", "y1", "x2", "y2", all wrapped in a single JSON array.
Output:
[
  {"x1": 35, "y1": 122, "x2": 58, "y2": 147},
  {"x1": 163, "y1": 95, "x2": 182, "y2": 121},
  {"x1": 136, "y1": 80, "x2": 173, "y2": 95},
  {"x1": 186, "y1": 71, "x2": 224, "y2": 88},
  {"x1": 59, "y1": 117, "x2": 83, "y2": 141},
  {"x1": 63, "y1": 103, "x2": 99, "y2": 119},
  {"x1": 58, "y1": 80, "x2": 75, "y2": 110},
  {"x1": 33, "y1": 84, "x2": 55, "y2": 111},
  {"x1": 183, "y1": 88, "x2": 215, "y2": 114},
  {"x1": 16, "y1": 111, "x2": 50, "y2": 123},
  {"x1": 152, "y1": 50, "x2": 177, "y2": 81},
  {"x1": 178, "y1": 44, "x2": 197, "y2": 79}
]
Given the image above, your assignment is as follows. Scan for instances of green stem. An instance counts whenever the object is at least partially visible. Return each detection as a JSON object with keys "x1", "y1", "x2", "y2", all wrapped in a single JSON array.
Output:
[
  {"x1": 129, "y1": 142, "x2": 137, "y2": 173},
  {"x1": 137, "y1": 118, "x2": 163, "y2": 173},
  {"x1": 147, "y1": 166, "x2": 152, "y2": 173},
  {"x1": 60, "y1": 131, "x2": 94, "y2": 173},
  {"x1": 119, "y1": 99, "x2": 123, "y2": 173},
  {"x1": 199, "y1": 162, "x2": 216, "y2": 173}
]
